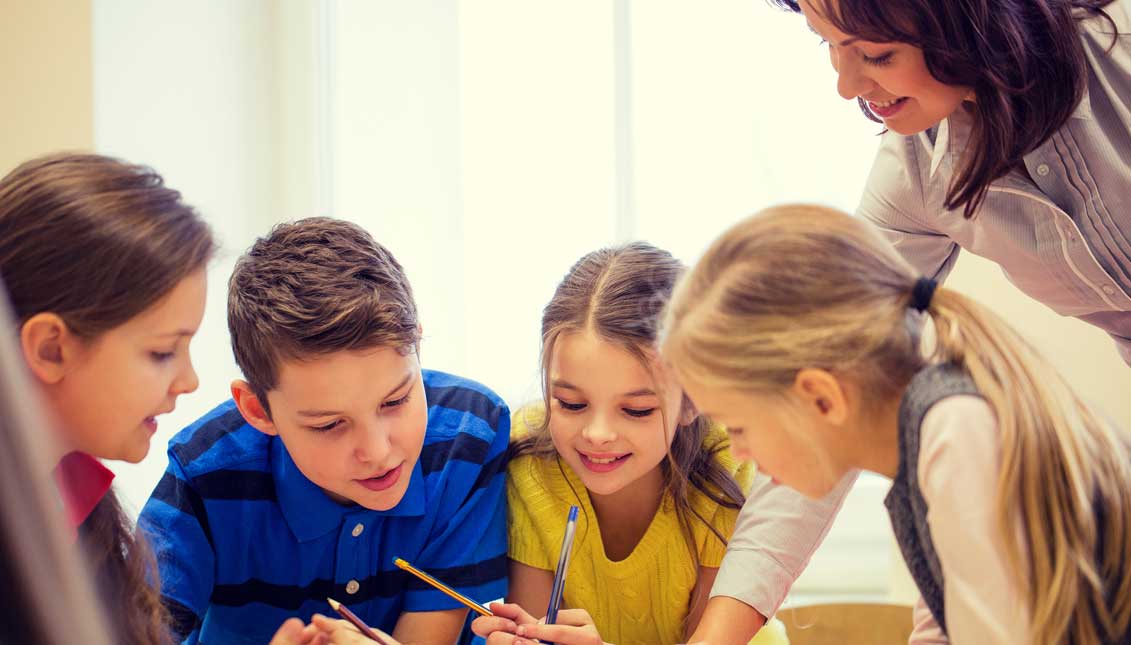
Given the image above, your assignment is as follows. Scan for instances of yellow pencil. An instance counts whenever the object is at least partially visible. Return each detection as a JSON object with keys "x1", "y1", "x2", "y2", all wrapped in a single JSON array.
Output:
[{"x1": 392, "y1": 557, "x2": 494, "y2": 617}]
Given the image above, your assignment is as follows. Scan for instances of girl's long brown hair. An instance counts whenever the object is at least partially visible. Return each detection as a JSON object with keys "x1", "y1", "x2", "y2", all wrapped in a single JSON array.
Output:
[
  {"x1": 0, "y1": 153, "x2": 215, "y2": 644},
  {"x1": 772, "y1": 0, "x2": 1117, "y2": 218},
  {"x1": 0, "y1": 283, "x2": 114, "y2": 644},
  {"x1": 662, "y1": 204, "x2": 1131, "y2": 645},
  {"x1": 511, "y1": 242, "x2": 746, "y2": 564}
]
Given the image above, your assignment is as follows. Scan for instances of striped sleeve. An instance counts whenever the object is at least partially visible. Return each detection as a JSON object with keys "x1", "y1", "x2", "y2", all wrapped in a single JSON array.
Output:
[
  {"x1": 403, "y1": 395, "x2": 511, "y2": 612},
  {"x1": 138, "y1": 451, "x2": 216, "y2": 645}
]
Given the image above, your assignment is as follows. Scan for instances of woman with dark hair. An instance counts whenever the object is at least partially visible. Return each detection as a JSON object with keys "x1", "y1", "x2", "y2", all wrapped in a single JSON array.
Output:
[
  {"x1": 783, "y1": 0, "x2": 1130, "y2": 361},
  {"x1": 685, "y1": 1, "x2": 1130, "y2": 643}
]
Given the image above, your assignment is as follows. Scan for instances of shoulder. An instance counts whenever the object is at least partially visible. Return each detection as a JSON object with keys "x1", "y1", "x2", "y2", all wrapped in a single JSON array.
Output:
[
  {"x1": 423, "y1": 369, "x2": 510, "y2": 441},
  {"x1": 917, "y1": 395, "x2": 998, "y2": 499},
  {"x1": 418, "y1": 372, "x2": 511, "y2": 506},
  {"x1": 167, "y1": 400, "x2": 272, "y2": 478},
  {"x1": 1080, "y1": 0, "x2": 1130, "y2": 43},
  {"x1": 919, "y1": 394, "x2": 996, "y2": 450}
]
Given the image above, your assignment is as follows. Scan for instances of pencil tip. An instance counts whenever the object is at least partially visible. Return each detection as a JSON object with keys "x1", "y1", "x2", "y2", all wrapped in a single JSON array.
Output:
[{"x1": 327, "y1": 597, "x2": 340, "y2": 610}]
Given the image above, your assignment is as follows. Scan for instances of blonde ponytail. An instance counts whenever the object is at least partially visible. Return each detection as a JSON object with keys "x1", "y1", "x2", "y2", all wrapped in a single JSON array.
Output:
[
  {"x1": 925, "y1": 288, "x2": 1131, "y2": 644},
  {"x1": 662, "y1": 204, "x2": 1131, "y2": 644}
]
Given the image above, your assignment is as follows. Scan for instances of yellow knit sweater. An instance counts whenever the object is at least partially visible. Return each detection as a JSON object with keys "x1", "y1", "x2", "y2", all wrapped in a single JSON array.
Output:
[{"x1": 507, "y1": 408, "x2": 753, "y2": 645}]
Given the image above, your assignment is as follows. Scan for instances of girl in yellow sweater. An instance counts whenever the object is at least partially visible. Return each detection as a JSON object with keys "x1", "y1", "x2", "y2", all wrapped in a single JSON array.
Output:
[{"x1": 472, "y1": 242, "x2": 783, "y2": 645}]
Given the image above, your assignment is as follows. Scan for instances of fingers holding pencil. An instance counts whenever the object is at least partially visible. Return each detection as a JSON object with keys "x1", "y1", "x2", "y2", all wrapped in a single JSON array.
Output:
[
  {"x1": 310, "y1": 614, "x2": 400, "y2": 645},
  {"x1": 471, "y1": 601, "x2": 539, "y2": 644},
  {"x1": 512, "y1": 609, "x2": 607, "y2": 645}
]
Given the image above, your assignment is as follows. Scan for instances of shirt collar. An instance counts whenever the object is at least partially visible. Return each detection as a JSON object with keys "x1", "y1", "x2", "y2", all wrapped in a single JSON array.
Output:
[
  {"x1": 272, "y1": 439, "x2": 427, "y2": 543},
  {"x1": 926, "y1": 89, "x2": 1094, "y2": 181},
  {"x1": 1070, "y1": 86, "x2": 1094, "y2": 121},
  {"x1": 53, "y1": 451, "x2": 115, "y2": 536}
]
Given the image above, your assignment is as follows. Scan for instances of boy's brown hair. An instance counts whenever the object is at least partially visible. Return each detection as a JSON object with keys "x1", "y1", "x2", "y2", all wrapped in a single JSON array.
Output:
[{"x1": 228, "y1": 217, "x2": 421, "y2": 412}]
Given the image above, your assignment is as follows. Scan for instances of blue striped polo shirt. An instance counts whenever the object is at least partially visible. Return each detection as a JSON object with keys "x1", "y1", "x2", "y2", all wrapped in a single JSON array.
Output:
[{"x1": 138, "y1": 369, "x2": 510, "y2": 645}]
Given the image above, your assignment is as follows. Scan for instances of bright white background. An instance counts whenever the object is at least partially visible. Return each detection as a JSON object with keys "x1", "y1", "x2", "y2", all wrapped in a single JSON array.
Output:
[{"x1": 90, "y1": 0, "x2": 1130, "y2": 604}]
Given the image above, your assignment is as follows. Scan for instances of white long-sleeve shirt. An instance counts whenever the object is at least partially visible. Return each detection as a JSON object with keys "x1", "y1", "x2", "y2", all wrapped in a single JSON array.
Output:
[{"x1": 908, "y1": 395, "x2": 1029, "y2": 644}]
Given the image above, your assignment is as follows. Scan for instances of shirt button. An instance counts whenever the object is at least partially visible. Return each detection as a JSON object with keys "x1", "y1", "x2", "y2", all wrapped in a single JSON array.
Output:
[
  {"x1": 351, "y1": 523, "x2": 365, "y2": 537},
  {"x1": 346, "y1": 580, "x2": 360, "y2": 595},
  {"x1": 1103, "y1": 284, "x2": 1116, "y2": 296},
  {"x1": 1036, "y1": 163, "x2": 1050, "y2": 177}
]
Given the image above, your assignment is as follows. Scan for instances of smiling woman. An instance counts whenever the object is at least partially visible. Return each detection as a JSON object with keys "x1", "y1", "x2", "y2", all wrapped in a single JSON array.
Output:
[{"x1": 769, "y1": 0, "x2": 1131, "y2": 367}]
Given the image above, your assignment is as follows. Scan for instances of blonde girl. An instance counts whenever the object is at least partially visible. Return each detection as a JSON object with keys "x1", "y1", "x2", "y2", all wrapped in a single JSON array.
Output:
[{"x1": 661, "y1": 204, "x2": 1131, "y2": 645}]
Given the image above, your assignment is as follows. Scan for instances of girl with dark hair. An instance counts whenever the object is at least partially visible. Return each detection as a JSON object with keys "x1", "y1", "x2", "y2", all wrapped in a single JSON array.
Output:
[
  {"x1": 469, "y1": 243, "x2": 787, "y2": 645},
  {"x1": 773, "y1": 0, "x2": 1131, "y2": 362},
  {"x1": 0, "y1": 153, "x2": 215, "y2": 644}
]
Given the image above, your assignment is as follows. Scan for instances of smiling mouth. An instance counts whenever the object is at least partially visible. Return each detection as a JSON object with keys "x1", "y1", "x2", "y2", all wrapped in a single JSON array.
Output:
[{"x1": 578, "y1": 451, "x2": 632, "y2": 473}]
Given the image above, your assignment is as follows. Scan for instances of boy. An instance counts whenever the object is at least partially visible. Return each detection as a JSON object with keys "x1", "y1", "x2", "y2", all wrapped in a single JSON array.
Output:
[{"x1": 140, "y1": 218, "x2": 509, "y2": 644}]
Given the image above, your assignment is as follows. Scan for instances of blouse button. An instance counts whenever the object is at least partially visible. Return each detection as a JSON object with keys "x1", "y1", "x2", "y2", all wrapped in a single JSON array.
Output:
[
  {"x1": 351, "y1": 523, "x2": 365, "y2": 537},
  {"x1": 1036, "y1": 163, "x2": 1051, "y2": 177},
  {"x1": 1103, "y1": 284, "x2": 1116, "y2": 296},
  {"x1": 346, "y1": 580, "x2": 360, "y2": 595}
]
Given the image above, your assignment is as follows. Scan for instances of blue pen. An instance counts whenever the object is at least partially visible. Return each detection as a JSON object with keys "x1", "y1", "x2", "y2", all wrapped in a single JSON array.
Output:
[{"x1": 544, "y1": 504, "x2": 580, "y2": 640}]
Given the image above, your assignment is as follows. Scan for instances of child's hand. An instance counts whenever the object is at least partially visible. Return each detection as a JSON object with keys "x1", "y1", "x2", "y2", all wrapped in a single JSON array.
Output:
[
  {"x1": 471, "y1": 602, "x2": 539, "y2": 644},
  {"x1": 309, "y1": 614, "x2": 400, "y2": 645},
  {"x1": 267, "y1": 615, "x2": 401, "y2": 645},
  {"x1": 269, "y1": 617, "x2": 325, "y2": 645},
  {"x1": 513, "y1": 608, "x2": 608, "y2": 645}
]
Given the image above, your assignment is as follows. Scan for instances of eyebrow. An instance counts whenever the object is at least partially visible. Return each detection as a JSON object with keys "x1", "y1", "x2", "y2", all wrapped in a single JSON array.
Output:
[
  {"x1": 550, "y1": 380, "x2": 657, "y2": 398},
  {"x1": 297, "y1": 371, "x2": 414, "y2": 417},
  {"x1": 806, "y1": 22, "x2": 860, "y2": 47},
  {"x1": 153, "y1": 330, "x2": 196, "y2": 339}
]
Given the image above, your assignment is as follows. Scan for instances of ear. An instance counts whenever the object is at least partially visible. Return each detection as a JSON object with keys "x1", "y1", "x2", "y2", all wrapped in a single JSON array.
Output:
[
  {"x1": 231, "y1": 380, "x2": 278, "y2": 436},
  {"x1": 790, "y1": 368, "x2": 849, "y2": 426},
  {"x1": 19, "y1": 313, "x2": 73, "y2": 385}
]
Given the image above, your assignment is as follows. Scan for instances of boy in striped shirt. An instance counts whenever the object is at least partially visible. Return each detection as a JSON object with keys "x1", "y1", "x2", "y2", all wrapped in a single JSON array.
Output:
[{"x1": 139, "y1": 218, "x2": 509, "y2": 644}]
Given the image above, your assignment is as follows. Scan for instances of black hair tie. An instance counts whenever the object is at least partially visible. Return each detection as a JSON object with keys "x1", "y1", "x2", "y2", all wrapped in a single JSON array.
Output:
[{"x1": 910, "y1": 277, "x2": 937, "y2": 312}]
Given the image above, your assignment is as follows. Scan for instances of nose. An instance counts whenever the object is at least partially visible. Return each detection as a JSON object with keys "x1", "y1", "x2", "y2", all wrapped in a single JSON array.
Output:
[
  {"x1": 355, "y1": 421, "x2": 393, "y2": 465},
  {"x1": 581, "y1": 415, "x2": 618, "y2": 446},
  {"x1": 172, "y1": 357, "x2": 200, "y2": 396},
  {"x1": 832, "y1": 48, "x2": 874, "y2": 101}
]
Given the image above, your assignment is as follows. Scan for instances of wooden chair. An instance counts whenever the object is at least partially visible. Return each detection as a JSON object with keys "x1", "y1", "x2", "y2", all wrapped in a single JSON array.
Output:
[{"x1": 773, "y1": 602, "x2": 914, "y2": 645}]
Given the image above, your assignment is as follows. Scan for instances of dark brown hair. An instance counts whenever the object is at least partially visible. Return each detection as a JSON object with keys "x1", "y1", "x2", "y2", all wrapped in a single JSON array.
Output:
[
  {"x1": 511, "y1": 242, "x2": 746, "y2": 564},
  {"x1": 0, "y1": 152, "x2": 216, "y2": 644},
  {"x1": 771, "y1": 0, "x2": 1117, "y2": 218},
  {"x1": 227, "y1": 217, "x2": 421, "y2": 413}
]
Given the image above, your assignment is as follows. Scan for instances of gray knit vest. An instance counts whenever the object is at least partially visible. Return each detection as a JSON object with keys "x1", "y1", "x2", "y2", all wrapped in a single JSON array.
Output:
[
  {"x1": 884, "y1": 364, "x2": 1131, "y2": 642},
  {"x1": 883, "y1": 363, "x2": 979, "y2": 637}
]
